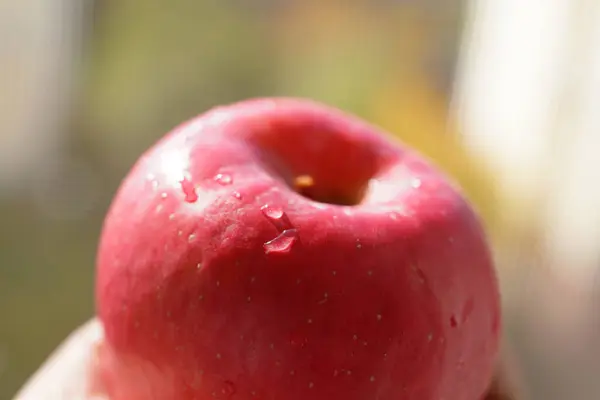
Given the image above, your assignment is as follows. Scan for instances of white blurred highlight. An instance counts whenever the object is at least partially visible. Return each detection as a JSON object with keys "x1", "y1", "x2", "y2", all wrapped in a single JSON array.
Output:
[
  {"x1": 0, "y1": 0, "x2": 87, "y2": 193},
  {"x1": 454, "y1": 0, "x2": 600, "y2": 398},
  {"x1": 453, "y1": 0, "x2": 572, "y2": 216}
]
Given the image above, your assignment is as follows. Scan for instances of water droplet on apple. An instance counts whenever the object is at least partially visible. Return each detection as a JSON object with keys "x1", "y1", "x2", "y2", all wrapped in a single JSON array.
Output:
[
  {"x1": 261, "y1": 204, "x2": 293, "y2": 231},
  {"x1": 264, "y1": 229, "x2": 298, "y2": 254},
  {"x1": 261, "y1": 204, "x2": 284, "y2": 220},
  {"x1": 232, "y1": 191, "x2": 242, "y2": 200},
  {"x1": 214, "y1": 173, "x2": 232, "y2": 185},
  {"x1": 179, "y1": 177, "x2": 198, "y2": 203}
]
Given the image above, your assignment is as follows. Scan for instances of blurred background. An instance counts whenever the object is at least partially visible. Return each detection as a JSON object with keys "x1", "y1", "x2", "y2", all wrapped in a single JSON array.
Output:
[{"x1": 1, "y1": 0, "x2": 600, "y2": 398}]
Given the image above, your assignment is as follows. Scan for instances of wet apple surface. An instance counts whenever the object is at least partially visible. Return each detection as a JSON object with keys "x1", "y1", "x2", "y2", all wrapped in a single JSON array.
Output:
[{"x1": 96, "y1": 98, "x2": 501, "y2": 400}]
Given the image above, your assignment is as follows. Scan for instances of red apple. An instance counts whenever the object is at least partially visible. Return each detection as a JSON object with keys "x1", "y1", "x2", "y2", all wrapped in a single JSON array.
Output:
[{"x1": 96, "y1": 98, "x2": 501, "y2": 400}]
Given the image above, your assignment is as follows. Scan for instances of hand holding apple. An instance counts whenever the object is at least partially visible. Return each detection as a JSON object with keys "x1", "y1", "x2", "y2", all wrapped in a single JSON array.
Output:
[
  {"x1": 92, "y1": 98, "x2": 501, "y2": 400},
  {"x1": 15, "y1": 320, "x2": 523, "y2": 400}
]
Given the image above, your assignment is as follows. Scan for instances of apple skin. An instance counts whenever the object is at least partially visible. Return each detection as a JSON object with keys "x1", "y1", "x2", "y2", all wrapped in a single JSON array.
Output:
[{"x1": 96, "y1": 98, "x2": 501, "y2": 400}]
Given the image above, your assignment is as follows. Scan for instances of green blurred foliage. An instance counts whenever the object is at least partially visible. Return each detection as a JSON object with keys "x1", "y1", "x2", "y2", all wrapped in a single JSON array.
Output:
[{"x1": 1, "y1": 1, "x2": 493, "y2": 397}]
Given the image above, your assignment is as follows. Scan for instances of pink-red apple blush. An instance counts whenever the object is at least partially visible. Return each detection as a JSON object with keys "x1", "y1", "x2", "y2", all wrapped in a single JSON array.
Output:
[{"x1": 95, "y1": 98, "x2": 501, "y2": 400}]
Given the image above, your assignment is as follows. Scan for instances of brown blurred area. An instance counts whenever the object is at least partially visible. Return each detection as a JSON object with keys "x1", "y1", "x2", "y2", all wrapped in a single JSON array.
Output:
[{"x1": 2, "y1": 1, "x2": 600, "y2": 399}]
